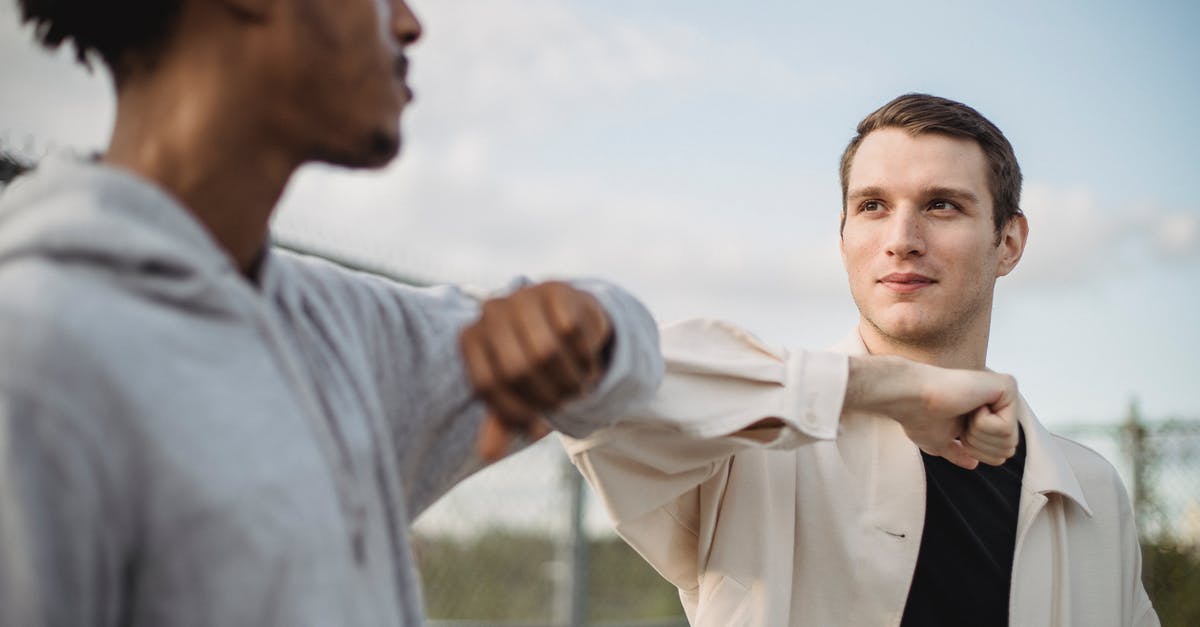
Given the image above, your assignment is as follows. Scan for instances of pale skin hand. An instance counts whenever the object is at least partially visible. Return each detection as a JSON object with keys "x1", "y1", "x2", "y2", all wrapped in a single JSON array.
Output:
[
  {"x1": 459, "y1": 282, "x2": 613, "y2": 462},
  {"x1": 844, "y1": 355, "x2": 1020, "y2": 469}
]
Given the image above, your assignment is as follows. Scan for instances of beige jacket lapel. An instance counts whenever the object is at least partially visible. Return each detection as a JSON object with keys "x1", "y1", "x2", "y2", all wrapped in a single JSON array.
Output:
[{"x1": 833, "y1": 330, "x2": 1095, "y2": 627}]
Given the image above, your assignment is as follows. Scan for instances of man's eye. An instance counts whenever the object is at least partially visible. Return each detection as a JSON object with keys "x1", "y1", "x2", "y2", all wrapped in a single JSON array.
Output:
[
  {"x1": 861, "y1": 200, "x2": 882, "y2": 212},
  {"x1": 930, "y1": 200, "x2": 959, "y2": 211}
]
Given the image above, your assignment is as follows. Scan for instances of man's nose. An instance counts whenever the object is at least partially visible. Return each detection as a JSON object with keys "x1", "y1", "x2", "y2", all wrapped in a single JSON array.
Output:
[
  {"x1": 885, "y1": 207, "x2": 925, "y2": 258},
  {"x1": 390, "y1": 0, "x2": 423, "y2": 46}
]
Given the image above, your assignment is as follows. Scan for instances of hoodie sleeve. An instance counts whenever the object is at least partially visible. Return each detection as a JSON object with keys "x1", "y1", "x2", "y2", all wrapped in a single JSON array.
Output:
[
  {"x1": 273, "y1": 252, "x2": 663, "y2": 519},
  {"x1": 0, "y1": 385, "x2": 130, "y2": 627},
  {"x1": 529, "y1": 278, "x2": 664, "y2": 439}
]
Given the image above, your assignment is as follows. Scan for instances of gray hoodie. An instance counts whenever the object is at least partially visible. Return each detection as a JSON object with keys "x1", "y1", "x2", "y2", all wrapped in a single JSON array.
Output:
[{"x1": 0, "y1": 158, "x2": 663, "y2": 626}]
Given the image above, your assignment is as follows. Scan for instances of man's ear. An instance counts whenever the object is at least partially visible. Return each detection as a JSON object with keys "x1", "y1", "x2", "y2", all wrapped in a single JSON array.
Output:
[
  {"x1": 839, "y1": 212, "x2": 851, "y2": 270},
  {"x1": 995, "y1": 214, "x2": 1028, "y2": 278},
  {"x1": 213, "y1": 0, "x2": 275, "y2": 21}
]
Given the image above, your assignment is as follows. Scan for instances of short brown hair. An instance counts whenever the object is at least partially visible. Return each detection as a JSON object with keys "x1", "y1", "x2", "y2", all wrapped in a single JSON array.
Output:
[{"x1": 838, "y1": 93, "x2": 1023, "y2": 235}]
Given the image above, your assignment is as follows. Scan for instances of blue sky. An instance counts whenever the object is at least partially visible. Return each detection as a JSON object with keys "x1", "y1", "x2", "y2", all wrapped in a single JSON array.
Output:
[{"x1": 1, "y1": 0, "x2": 1197, "y2": 432}]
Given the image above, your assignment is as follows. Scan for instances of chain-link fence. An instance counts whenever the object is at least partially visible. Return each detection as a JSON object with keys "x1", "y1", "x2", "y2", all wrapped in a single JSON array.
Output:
[{"x1": 416, "y1": 410, "x2": 1200, "y2": 627}]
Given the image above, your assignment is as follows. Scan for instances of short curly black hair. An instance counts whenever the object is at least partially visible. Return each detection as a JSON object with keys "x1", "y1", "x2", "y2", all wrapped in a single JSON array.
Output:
[{"x1": 18, "y1": 0, "x2": 184, "y2": 79}]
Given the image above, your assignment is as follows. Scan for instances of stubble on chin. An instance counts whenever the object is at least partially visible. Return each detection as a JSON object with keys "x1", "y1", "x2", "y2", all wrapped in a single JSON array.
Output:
[
  {"x1": 858, "y1": 300, "x2": 969, "y2": 354},
  {"x1": 872, "y1": 317, "x2": 958, "y2": 351},
  {"x1": 859, "y1": 289, "x2": 994, "y2": 357}
]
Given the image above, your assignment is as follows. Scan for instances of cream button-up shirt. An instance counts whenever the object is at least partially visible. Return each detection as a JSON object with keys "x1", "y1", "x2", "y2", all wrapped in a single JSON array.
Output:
[{"x1": 564, "y1": 319, "x2": 1158, "y2": 626}]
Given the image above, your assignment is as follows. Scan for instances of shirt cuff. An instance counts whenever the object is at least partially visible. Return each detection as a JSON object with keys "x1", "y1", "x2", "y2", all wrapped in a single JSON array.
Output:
[
  {"x1": 643, "y1": 319, "x2": 847, "y2": 444},
  {"x1": 781, "y1": 349, "x2": 847, "y2": 440}
]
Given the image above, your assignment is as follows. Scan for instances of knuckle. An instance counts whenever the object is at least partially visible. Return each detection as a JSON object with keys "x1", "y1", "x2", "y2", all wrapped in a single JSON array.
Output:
[
  {"x1": 468, "y1": 359, "x2": 495, "y2": 389},
  {"x1": 532, "y1": 280, "x2": 565, "y2": 303},
  {"x1": 532, "y1": 346, "x2": 557, "y2": 369},
  {"x1": 544, "y1": 280, "x2": 573, "y2": 295},
  {"x1": 481, "y1": 298, "x2": 507, "y2": 318},
  {"x1": 558, "y1": 312, "x2": 583, "y2": 338},
  {"x1": 474, "y1": 369, "x2": 495, "y2": 390}
]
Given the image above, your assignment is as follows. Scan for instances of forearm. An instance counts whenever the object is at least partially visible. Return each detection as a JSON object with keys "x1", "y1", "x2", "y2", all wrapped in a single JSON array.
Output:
[
  {"x1": 747, "y1": 354, "x2": 916, "y2": 430},
  {"x1": 843, "y1": 354, "x2": 925, "y2": 417},
  {"x1": 840, "y1": 353, "x2": 1021, "y2": 468}
]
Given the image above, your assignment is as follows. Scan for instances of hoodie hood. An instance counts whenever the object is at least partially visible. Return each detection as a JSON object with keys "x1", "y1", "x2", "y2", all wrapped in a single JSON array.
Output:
[{"x1": 0, "y1": 157, "x2": 250, "y2": 314}]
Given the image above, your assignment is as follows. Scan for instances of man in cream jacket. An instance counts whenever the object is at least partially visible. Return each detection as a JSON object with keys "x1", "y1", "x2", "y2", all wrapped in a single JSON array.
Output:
[{"x1": 564, "y1": 94, "x2": 1158, "y2": 626}]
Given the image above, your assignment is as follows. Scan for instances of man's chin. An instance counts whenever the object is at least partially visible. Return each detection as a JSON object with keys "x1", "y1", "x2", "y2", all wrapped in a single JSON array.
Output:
[
  {"x1": 314, "y1": 129, "x2": 402, "y2": 170},
  {"x1": 868, "y1": 314, "x2": 946, "y2": 347}
]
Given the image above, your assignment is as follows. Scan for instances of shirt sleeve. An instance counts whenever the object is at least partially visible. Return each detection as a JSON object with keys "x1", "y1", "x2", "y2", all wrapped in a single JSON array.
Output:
[{"x1": 561, "y1": 318, "x2": 847, "y2": 592}]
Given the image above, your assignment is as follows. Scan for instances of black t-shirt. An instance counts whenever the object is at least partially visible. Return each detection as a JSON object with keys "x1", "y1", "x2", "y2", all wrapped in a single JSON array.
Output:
[{"x1": 900, "y1": 428, "x2": 1026, "y2": 627}]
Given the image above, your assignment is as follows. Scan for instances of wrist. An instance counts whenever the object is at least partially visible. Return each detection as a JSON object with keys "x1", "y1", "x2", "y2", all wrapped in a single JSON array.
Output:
[{"x1": 843, "y1": 354, "x2": 920, "y2": 418}]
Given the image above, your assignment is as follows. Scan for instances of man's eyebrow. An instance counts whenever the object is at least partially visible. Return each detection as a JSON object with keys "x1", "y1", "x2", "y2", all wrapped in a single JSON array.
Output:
[
  {"x1": 846, "y1": 186, "x2": 885, "y2": 200},
  {"x1": 922, "y1": 186, "x2": 979, "y2": 204},
  {"x1": 846, "y1": 185, "x2": 981, "y2": 204}
]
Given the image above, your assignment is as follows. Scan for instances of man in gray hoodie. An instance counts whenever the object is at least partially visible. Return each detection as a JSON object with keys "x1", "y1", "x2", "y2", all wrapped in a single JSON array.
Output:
[{"x1": 0, "y1": 1, "x2": 665, "y2": 625}]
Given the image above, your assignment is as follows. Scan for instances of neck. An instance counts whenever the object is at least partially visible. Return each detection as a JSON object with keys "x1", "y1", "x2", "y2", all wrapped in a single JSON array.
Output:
[
  {"x1": 103, "y1": 62, "x2": 299, "y2": 277},
  {"x1": 857, "y1": 314, "x2": 992, "y2": 370}
]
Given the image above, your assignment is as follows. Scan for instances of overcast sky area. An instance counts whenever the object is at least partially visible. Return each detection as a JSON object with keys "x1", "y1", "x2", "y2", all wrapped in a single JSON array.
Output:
[
  {"x1": 5, "y1": 0, "x2": 1194, "y2": 425},
  {"x1": 2, "y1": 1, "x2": 1199, "y2": 533}
]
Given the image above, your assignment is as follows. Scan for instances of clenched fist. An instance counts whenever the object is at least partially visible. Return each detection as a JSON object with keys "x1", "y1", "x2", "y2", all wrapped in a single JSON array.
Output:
[
  {"x1": 845, "y1": 356, "x2": 1021, "y2": 470},
  {"x1": 460, "y1": 281, "x2": 614, "y2": 462}
]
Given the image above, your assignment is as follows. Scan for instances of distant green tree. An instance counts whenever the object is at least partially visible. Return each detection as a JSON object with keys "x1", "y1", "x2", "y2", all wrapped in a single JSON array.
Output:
[
  {"x1": 414, "y1": 530, "x2": 555, "y2": 621},
  {"x1": 587, "y1": 537, "x2": 684, "y2": 622},
  {"x1": 414, "y1": 530, "x2": 684, "y2": 623},
  {"x1": 1142, "y1": 538, "x2": 1200, "y2": 627}
]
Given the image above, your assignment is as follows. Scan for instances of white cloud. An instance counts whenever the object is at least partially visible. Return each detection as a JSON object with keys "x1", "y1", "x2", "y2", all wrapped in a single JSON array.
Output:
[
  {"x1": 1007, "y1": 183, "x2": 1200, "y2": 287},
  {"x1": 1151, "y1": 212, "x2": 1199, "y2": 260},
  {"x1": 406, "y1": 0, "x2": 703, "y2": 136},
  {"x1": 404, "y1": 0, "x2": 813, "y2": 145},
  {"x1": 272, "y1": 0, "x2": 845, "y2": 325}
]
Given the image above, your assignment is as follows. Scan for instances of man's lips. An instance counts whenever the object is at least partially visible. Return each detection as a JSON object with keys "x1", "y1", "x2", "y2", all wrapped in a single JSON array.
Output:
[
  {"x1": 394, "y1": 55, "x2": 410, "y2": 82},
  {"x1": 878, "y1": 272, "x2": 937, "y2": 294},
  {"x1": 395, "y1": 56, "x2": 414, "y2": 101}
]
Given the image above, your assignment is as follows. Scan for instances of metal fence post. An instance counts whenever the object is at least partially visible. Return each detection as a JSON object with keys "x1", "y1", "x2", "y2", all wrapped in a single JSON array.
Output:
[
  {"x1": 554, "y1": 458, "x2": 589, "y2": 627},
  {"x1": 1124, "y1": 398, "x2": 1147, "y2": 527}
]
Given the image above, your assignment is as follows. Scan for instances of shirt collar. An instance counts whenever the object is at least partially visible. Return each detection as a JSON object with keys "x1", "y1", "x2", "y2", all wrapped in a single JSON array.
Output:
[{"x1": 833, "y1": 329, "x2": 1093, "y2": 517}]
